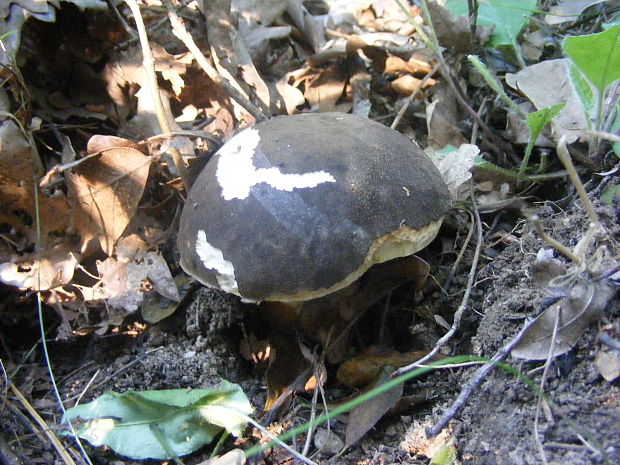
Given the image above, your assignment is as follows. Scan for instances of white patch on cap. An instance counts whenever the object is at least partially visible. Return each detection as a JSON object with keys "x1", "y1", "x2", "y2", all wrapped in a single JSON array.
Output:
[
  {"x1": 196, "y1": 230, "x2": 238, "y2": 293},
  {"x1": 216, "y1": 127, "x2": 336, "y2": 200}
]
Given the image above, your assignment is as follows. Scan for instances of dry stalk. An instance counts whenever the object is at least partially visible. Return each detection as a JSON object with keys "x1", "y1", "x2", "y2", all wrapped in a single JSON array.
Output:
[
  {"x1": 162, "y1": 0, "x2": 267, "y2": 122},
  {"x1": 392, "y1": 184, "x2": 483, "y2": 377},
  {"x1": 10, "y1": 383, "x2": 77, "y2": 465},
  {"x1": 124, "y1": 0, "x2": 191, "y2": 192}
]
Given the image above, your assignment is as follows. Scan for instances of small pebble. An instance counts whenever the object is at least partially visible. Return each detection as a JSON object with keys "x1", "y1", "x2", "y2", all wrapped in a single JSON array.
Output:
[{"x1": 314, "y1": 428, "x2": 345, "y2": 456}]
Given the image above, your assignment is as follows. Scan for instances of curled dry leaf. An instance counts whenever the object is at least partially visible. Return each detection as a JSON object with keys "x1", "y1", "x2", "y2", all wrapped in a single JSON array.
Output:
[
  {"x1": 88, "y1": 235, "x2": 180, "y2": 313},
  {"x1": 0, "y1": 244, "x2": 78, "y2": 291},
  {"x1": 512, "y1": 280, "x2": 617, "y2": 360},
  {"x1": 431, "y1": 144, "x2": 478, "y2": 200},
  {"x1": 65, "y1": 137, "x2": 151, "y2": 256}
]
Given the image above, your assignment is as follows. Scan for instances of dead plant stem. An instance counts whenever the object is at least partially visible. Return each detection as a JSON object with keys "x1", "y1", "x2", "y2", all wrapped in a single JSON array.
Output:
[
  {"x1": 162, "y1": 0, "x2": 267, "y2": 122},
  {"x1": 556, "y1": 136, "x2": 600, "y2": 226},
  {"x1": 391, "y1": 62, "x2": 441, "y2": 129},
  {"x1": 425, "y1": 317, "x2": 537, "y2": 438},
  {"x1": 533, "y1": 306, "x2": 562, "y2": 465},
  {"x1": 124, "y1": 0, "x2": 191, "y2": 191},
  {"x1": 10, "y1": 383, "x2": 77, "y2": 465},
  {"x1": 532, "y1": 216, "x2": 582, "y2": 265},
  {"x1": 392, "y1": 184, "x2": 483, "y2": 377}
]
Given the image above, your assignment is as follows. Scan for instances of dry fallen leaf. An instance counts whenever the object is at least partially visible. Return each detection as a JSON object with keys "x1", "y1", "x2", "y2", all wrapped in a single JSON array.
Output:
[
  {"x1": 65, "y1": 137, "x2": 151, "y2": 255},
  {"x1": 505, "y1": 59, "x2": 587, "y2": 143},
  {"x1": 431, "y1": 143, "x2": 479, "y2": 200},
  {"x1": 89, "y1": 236, "x2": 179, "y2": 313},
  {"x1": 345, "y1": 366, "x2": 403, "y2": 447},
  {"x1": 0, "y1": 244, "x2": 78, "y2": 291},
  {"x1": 545, "y1": 0, "x2": 607, "y2": 25},
  {"x1": 426, "y1": 1, "x2": 493, "y2": 53},
  {"x1": 425, "y1": 81, "x2": 467, "y2": 148},
  {"x1": 0, "y1": 116, "x2": 70, "y2": 240},
  {"x1": 304, "y1": 69, "x2": 349, "y2": 112},
  {"x1": 512, "y1": 281, "x2": 617, "y2": 360}
]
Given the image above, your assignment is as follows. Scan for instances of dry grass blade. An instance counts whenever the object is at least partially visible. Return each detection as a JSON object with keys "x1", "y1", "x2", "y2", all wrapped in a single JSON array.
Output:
[{"x1": 9, "y1": 383, "x2": 76, "y2": 465}]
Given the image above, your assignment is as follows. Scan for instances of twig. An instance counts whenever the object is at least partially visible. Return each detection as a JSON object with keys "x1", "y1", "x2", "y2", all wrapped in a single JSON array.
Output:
[
  {"x1": 443, "y1": 208, "x2": 475, "y2": 292},
  {"x1": 392, "y1": 184, "x2": 483, "y2": 377},
  {"x1": 556, "y1": 136, "x2": 600, "y2": 226},
  {"x1": 531, "y1": 215, "x2": 582, "y2": 265},
  {"x1": 425, "y1": 317, "x2": 537, "y2": 438},
  {"x1": 124, "y1": 0, "x2": 191, "y2": 192},
  {"x1": 162, "y1": 0, "x2": 268, "y2": 122},
  {"x1": 533, "y1": 305, "x2": 562, "y2": 465},
  {"x1": 391, "y1": 62, "x2": 441, "y2": 129},
  {"x1": 243, "y1": 415, "x2": 319, "y2": 465}
]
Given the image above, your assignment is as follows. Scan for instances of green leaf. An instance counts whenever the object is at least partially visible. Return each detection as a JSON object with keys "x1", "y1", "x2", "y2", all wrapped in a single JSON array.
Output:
[
  {"x1": 62, "y1": 381, "x2": 253, "y2": 460},
  {"x1": 563, "y1": 25, "x2": 620, "y2": 94},
  {"x1": 430, "y1": 444, "x2": 457, "y2": 465},
  {"x1": 526, "y1": 103, "x2": 566, "y2": 143},
  {"x1": 567, "y1": 61, "x2": 596, "y2": 122},
  {"x1": 611, "y1": 103, "x2": 620, "y2": 158},
  {"x1": 520, "y1": 103, "x2": 566, "y2": 175},
  {"x1": 600, "y1": 185, "x2": 620, "y2": 205},
  {"x1": 444, "y1": 0, "x2": 537, "y2": 48}
]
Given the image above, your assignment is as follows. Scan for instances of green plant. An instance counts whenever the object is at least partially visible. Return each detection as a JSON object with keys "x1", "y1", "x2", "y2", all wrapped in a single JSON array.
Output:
[
  {"x1": 61, "y1": 381, "x2": 252, "y2": 461},
  {"x1": 443, "y1": 0, "x2": 538, "y2": 67},
  {"x1": 562, "y1": 25, "x2": 620, "y2": 135}
]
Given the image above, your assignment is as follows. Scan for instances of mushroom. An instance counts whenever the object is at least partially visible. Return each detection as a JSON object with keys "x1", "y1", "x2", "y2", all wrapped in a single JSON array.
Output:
[{"x1": 178, "y1": 112, "x2": 451, "y2": 306}]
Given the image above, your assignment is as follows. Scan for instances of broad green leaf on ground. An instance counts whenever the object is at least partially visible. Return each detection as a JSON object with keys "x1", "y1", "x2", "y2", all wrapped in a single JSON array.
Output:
[
  {"x1": 62, "y1": 381, "x2": 253, "y2": 460},
  {"x1": 566, "y1": 61, "x2": 596, "y2": 122},
  {"x1": 563, "y1": 25, "x2": 620, "y2": 94},
  {"x1": 443, "y1": 0, "x2": 537, "y2": 48}
]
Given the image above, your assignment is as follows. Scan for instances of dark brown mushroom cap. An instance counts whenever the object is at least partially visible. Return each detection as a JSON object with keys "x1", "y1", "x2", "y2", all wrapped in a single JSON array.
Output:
[{"x1": 178, "y1": 112, "x2": 451, "y2": 303}]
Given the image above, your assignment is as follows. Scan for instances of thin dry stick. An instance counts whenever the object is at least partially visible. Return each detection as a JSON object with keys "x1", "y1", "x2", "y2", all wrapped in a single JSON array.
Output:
[
  {"x1": 425, "y1": 317, "x2": 537, "y2": 437},
  {"x1": 162, "y1": 0, "x2": 267, "y2": 122},
  {"x1": 9, "y1": 383, "x2": 77, "y2": 465},
  {"x1": 533, "y1": 304, "x2": 562, "y2": 465},
  {"x1": 443, "y1": 208, "x2": 475, "y2": 291},
  {"x1": 556, "y1": 136, "x2": 600, "y2": 226},
  {"x1": 243, "y1": 415, "x2": 319, "y2": 465},
  {"x1": 392, "y1": 184, "x2": 483, "y2": 377},
  {"x1": 124, "y1": 0, "x2": 191, "y2": 192},
  {"x1": 531, "y1": 215, "x2": 582, "y2": 265},
  {"x1": 391, "y1": 62, "x2": 441, "y2": 129},
  {"x1": 301, "y1": 362, "x2": 321, "y2": 457}
]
